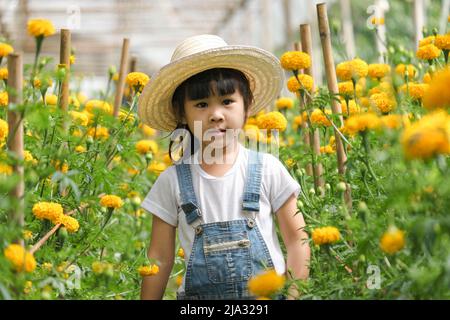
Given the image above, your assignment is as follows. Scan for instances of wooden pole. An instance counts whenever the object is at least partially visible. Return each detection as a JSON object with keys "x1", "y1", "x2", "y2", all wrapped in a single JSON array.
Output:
[
  {"x1": 7, "y1": 53, "x2": 24, "y2": 243},
  {"x1": 59, "y1": 29, "x2": 71, "y2": 114},
  {"x1": 301, "y1": 23, "x2": 325, "y2": 193},
  {"x1": 129, "y1": 56, "x2": 137, "y2": 73},
  {"x1": 113, "y1": 38, "x2": 130, "y2": 118},
  {"x1": 316, "y1": 3, "x2": 352, "y2": 209}
]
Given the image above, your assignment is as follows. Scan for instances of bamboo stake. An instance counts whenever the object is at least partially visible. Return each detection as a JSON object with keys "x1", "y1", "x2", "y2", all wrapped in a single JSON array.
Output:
[
  {"x1": 7, "y1": 53, "x2": 24, "y2": 245},
  {"x1": 113, "y1": 38, "x2": 130, "y2": 118},
  {"x1": 59, "y1": 29, "x2": 71, "y2": 114},
  {"x1": 301, "y1": 23, "x2": 325, "y2": 194},
  {"x1": 316, "y1": 3, "x2": 352, "y2": 209},
  {"x1": 129, "y1": 56, "x2": 137, "y2": 73}
]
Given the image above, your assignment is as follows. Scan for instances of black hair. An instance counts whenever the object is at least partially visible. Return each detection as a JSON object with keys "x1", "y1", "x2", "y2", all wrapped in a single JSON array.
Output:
[{"x1": 169, "y1": 68, "x2": 254, "y2": 162}]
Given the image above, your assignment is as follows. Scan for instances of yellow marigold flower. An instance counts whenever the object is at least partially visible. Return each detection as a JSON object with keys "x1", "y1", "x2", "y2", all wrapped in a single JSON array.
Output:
[
  {"x1": 0, "y1": 163, "x2": 13, "y2": 175},
  {"x1": 140, "y1": 124, "x2": 157, "y2": 137},
  {"x1": 69, "y1": 96, "x2": 80, "y2": 109},
  {"x1": 344, "y1": 113, "x2": 381, "y2": 134},
  {"x1": 100, "y1": 195, "x2": 123, "y2": 208},
  {"x1": 310, "y1": 109, "x2": 332, "y2": 127},
  {"x1": 3, "y1": 244, "x2": 36, "y2": 273},
  {"x1": 340, "y1": 99, "x2": 361, "y2": 116},
  {"x1": 84, "y1": 100, "x2": 112, "y2": 114},
  {"x1": 138, "y1": 264, "x2": 159, "y2": 276},
  {"x1": 69, "y1": 55, "x2": 76, "y2": 65},
  {"x1": 24, "y1": 150, "x2": 38, "y2": 165},
  {"x1": 119, "y1": 109, "x2": 135, "y2": 124},
  {"x1": 256, "y1": 111, "x2": 288, "y2": 132},
  {"x1": 416, "y1": 44, "x2": 441, "y2": 61},
  {"x1": 27, "y1": 19, "x2": 55, "y2": 37},
  {"x1": 126, "y1": 72, "x2": 150, "y2": 93},
  {"x1": 127, "y1": 167, "x2": 139, "y2": 176},
  {"x1": 395, "y1": 64, "x2": 417, "y2": 78},
  {"x1": 419, "y1": 35, "x2": 435, "y2": 47},
  {"x1": 338, "y1": 81, "x2": 354, "y2": 96},
  {"x1": 370, "y1": 92, "x2": 396, "y2": 114},
  {"x1": 423, "y1": 72, "x2": 432, "y2": 84},
  {"x1": 292, "y1": 115, "x2": 303, "y2": 131},
  {"x1": 112, "y1": 73, "x2": 119, "y2": 81},
  {"x1": 176, "y1": 274, "x2": 183, "y2": 287},
  {"x1": 401, "y1": 110, "x2": 450, "y2": 160},
  {"x1": 177, "y1": 248, "x2": 185, "y2": 258},
  {"x1": 32, "y1": 202, "x2": 64, "y2": 223},
  {"x1": 402, "y1": 83, "x2": 429, "y2": 101},
  {"x1": 381, "y1": 115, "x2": 409, "y2": 130},
  {"x1": 0, "y1": 118, "x2": 9, "y2": 142},
  {"x1": 312, "y1": 226, "x2": 341, "y2": 245},
  {"x1": 280, "y1": 51, "x2": 311, "y2": 71},
  {"x1": 423, "y1": 67, "x2": 450, "y2": 110},
  {"x1": 246, "y1": 117, "x2": 257, "y2": 126},
  {"x1": 349, "y1": 58, "x2": 368, "y2": 78},
  {"x1": 0, "y1": 42, "x2": 14, "y2": 57},
  {"x1": 287, "y1": 74, "x2": 314, "y2": 92},
  {"x1": 0, "y1": 92, "x2": 8, "y2": 107},
  {"x1": 368, "y1": 63, "x2": 391, "y2": 79},
  {"x1": 380, "y1": 227, "x2": 405, "y2": 254},
  {"x1": 285, "y1": 158, "x2": 295, "y2": 169},
  {"x1": 69, "y1": 111, "x2": 89, "y2": 126},
  {"x1": 148, "y1": 161, "x2": 167, "y2": 175},
  {"x1": 75, "y1": 145, "x2": 86, "y2": 153},
  {"x1": 52, "y1": 160, "x2": 69, "y2": 173},
  {"x1": 56, "y1": 215, "x2": 79, "y2": 233},
  {"x1": 435, "y1": 34, "x2": 450, "y2": 50},
  {"x1": 72, "y1": 129, "x2": 82, "y2": 137},
  {"x1": 23, "y1": 230, "x2": 33, "y2": 240},
  {"x1": 320, "y1": 145, "x2": 334, "y2": 154},
  {"x1": 0, "y1": 68, "x2": 8, "y2": 80},
  {"x1": 369, "y1": 81, "x2": 394, "y2": 96},
  {"x1": 336, "y1": 61, "x2": 353, "y2": 81},
  {"x1": 92, "y1": 261, "x2": 105, "y2": 274},
  {"x1": 136, "y1": 139, "x2": 159, "y2": 155},
  {"x1": 77, "y1": 92, "x2": 87, "y2": 104},
  {"x1": 44, "y1": 94, "x2": 58, "y2": 106},
  {"x1": 275, "y1": 97, "x2": 294, "y2": 110},
  {"x1": 248, "y1": 269, "x2": 285, "y2": 297},
  {"x1": 87, "y1": 126, "x2": 109, "y2": 140}
]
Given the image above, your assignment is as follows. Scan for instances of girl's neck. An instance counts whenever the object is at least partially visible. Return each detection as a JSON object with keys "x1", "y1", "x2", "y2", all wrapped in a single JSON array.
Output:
[{"x1": 197, "y1": 141, "x2": 240, "y2": 177}]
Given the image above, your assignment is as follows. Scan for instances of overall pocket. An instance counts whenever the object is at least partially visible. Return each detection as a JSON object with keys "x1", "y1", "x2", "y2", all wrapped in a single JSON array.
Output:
[{"x1": 203, "y1": 230, "x2": 252, "y2": 283}]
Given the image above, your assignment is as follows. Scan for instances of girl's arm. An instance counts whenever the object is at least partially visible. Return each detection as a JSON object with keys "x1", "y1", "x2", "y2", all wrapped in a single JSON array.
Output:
[
  {"x1": 140, "y1": 215, "x2": 176, "y2": 300},
  {"x1": 276, "y1": 193, "x2": 311, "y2": 299}
]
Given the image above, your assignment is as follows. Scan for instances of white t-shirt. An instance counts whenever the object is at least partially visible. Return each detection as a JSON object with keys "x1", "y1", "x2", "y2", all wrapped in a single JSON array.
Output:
[{"x1": 141, "y1": 143, "x2": 301, "y2": 291}]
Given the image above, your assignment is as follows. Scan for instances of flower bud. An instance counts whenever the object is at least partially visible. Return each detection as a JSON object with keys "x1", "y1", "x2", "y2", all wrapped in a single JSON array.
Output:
[
  {"x1": 296, "y1": 200, "x2": 304, "y2": 209},
  {"x1": 337, "y1": 182, "x2": 347, "y2": 192},
  {"x1": 308, "y1": 188, "x2": 315, "y2": 195},
  {"x1": 325, "y1": 183, "x2": 331, "y2": 191},
  {"x1": 145, "y1": 152, "x2": 153, "y2": 162},
  {"x1": 108, "y1": 65, "x2": 117, "y2": 77},
  {"x1": 86, "y1": 136, "x2": 94, "y2": 146},
  {"x1": 357, "y1": 201, "x2": 369, "y2": 213},
  {"x1": 131, "y1": 196, "x2": 141, "y2": 206}
]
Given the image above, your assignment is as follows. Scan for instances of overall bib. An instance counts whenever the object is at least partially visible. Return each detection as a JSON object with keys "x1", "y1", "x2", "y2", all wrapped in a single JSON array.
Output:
[{"x1": 175, "y1": 150, "x2": 275, "y2": 300}]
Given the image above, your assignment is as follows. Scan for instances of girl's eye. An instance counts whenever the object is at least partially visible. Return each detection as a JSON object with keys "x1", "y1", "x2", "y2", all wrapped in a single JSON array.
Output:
[
  {"x1": 223, "y1": 99, "x2": 234, "y2": 105},
  {"x1": 195, "y1": 102, "x2": 208, "y2": 108}
]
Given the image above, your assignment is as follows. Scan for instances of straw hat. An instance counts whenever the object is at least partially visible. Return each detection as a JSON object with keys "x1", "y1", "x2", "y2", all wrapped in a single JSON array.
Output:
[{"x1": 138, "y1": 34, "x2": 284, "y2": 132}]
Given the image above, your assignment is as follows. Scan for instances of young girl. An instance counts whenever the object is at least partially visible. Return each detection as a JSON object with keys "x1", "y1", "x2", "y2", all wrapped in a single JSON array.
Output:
[{"x1": 138, "y1": 34, "x2": 310, "y2": 300}]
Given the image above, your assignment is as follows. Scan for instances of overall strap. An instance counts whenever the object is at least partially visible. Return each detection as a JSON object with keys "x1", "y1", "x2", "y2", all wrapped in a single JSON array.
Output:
[
  {"x1": 175, "y1": 163, "x2": 202, "y2": 225},
  {"x1": 242, "y1": 150, "x2": 263, "y2": 213}
]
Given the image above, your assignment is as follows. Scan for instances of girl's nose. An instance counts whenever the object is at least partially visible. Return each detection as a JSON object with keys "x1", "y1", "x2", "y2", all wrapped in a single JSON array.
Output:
[{"x1": 208, "y1": 108, "x2": 224, "y2": 123}]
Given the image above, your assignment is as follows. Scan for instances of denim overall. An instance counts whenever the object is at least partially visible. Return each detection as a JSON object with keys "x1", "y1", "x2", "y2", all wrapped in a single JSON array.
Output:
[{"x1": 175, "y1": 150, "x2": 275, "y2": 300}]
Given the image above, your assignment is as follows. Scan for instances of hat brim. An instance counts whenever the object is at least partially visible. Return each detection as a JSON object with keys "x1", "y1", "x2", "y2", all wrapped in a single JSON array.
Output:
[{"x1": 138, "y1": 45, "x2": 284, "y2": 132}]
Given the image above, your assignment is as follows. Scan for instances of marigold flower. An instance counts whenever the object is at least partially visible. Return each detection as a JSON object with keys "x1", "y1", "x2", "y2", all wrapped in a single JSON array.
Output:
[
  {"x1": 434, "y1": 34, "x2": 450, "y2": 50},
  {"x1": 32, "y1": 202, "x2": 64, "y2": 223},
  {"x1": 22, "y1": 230, "x2": 33, "y2": 240},
  {"x1": 45, "y1": 94, "x2": 58, "y2": 106},
  {"x1": 399, "y1": 83, "x2": 429, "y2": 101},
  {"x1": 256, "y1": 111, "x2": 287, "y2": 132},
  {"x1": 416, "y1": 44, "x2": 441, "y2": 61},
  {"x1": 380, "y1": 115, "x2": 409, "y2": 130},
  {"x1": 27, "y1": 19, "x2": 55, "y2": 37},
  {"x1": 176, "y1": 274, "x2": 184, "y2": 287},
  {"x1": 100, "y1": 195, "x2": 123, "y2": 209},
  {"x1": 320, "y1": 145, "x2": 334, "y2": 154},
  {"x1": 0, "y1": 118, "x2": 8, "y2": 141},
  {"x1": 310, "y1": 109, "x2": 332, "y2": 127},
  {"x1": 370, "y1": 92, "x2": 396, "y2": 114},
  {"x1": 395, "y1": 64, "x2": 417, "y2": 78},
  {"x1": 0, "y1": 69, "x2": 7, "y2": 84},
  {"x1": 312, "y1": 226, "x2": 340, "y2": 245},
  {"x1": 368, "y1": 63, "x2": 391, "y2": 79},
  {"x1": 140, "y1": 124, "x2": 157, "y2": 137},
  {"x1": 56, "y1": 215, "x2": 80, "y2": 233},
  {"x1": 69, "y1": 55, "x2": 76, "y2": 65},
  {"x1": 370, "y1": 17, "x2": 384, "y2": 26},
  {"x1": 344, "y1": 113, "x2": 381, "y2": 134},
  {"x1": 418, "y1": 35, "x2": 435, "y2": 47},
  {"x1": 84, "y1": 100, "x2": 112, "y2": 114},
  {"x1": 75, "y1": 145, "x2": 86, "y2": 153},
  {"x1": 0, "y1": 92, "x2": 7, "y2": 108},
  {"x1": 0, "y1": 42, "x2": 14, "y2": 57},
  {"x1": 287, "y1": 74, "x2": 313, "y2": 92},
  {"x1": 401, "y1": 110, "x2": 450, "y2": 160},
  {"x1": 138, "y1": 264, "x2": 159, "y2": 276},
  {"x1": 41, "y1": 262, "x2": 53, "y2": 271},
  {"x1": 3, "y1": 244, "x2": 36, "y2": 273},
  {"x1": 87, "y1": 126, "x2": 109, "y2": 140},
  {"x1": 248, "y1": 269, "x2": 285, "y2": 297},
  {"x1": 244, "y1": 124, "x2": 261, "y2": 141},
  {"x1": 422, "y1": 67, "x2": 450, "y2": 110},
  {"x1": 0, "y1": 163, "x2": 13, "y2": 175},
  {"x1": 126, "y1": 72, "x2": 150, "y2": 93},
  {"x1": 423, "y1": 72, "x2": 432, "y2": 84},
  {"x1": 147, "y1": 161, "x2": 167, "y2": 175},
  {"x1": 280, "y1": 51, "x2": 311, "y2": 71},
  {"x1": 24, "y1": 150, "x2": 38, "y2": 165},
  {"x1": 275, "y1": 97, "x2": 294, "y2": 110},
  {"x1": 340, "y1": 99, "x2": 361, "y2": 116},
  {"x1": 177, "y1": 248, "x2": 185, "y2": 258},
  {"x1": 136, "y1": 139, "x2": 159, "y2": 155},
  {"x1": 292, "y1": 115, "x2": 303, "y2": 131},
  {"x1": 336, "y1": 61, "x2": 353, "y2": 81},
  {"x1": 336, "y1": 59, "x2": 368, "y2": 81},
  {"x1": 69, "y1": 111, "x2": 89, "y2": 126},
  {"x1": 380, "y1": 227, "x2": 405, "y2": 254}
]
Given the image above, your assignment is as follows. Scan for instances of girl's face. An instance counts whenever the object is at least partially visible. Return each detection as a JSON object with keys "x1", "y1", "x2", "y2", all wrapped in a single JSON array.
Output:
[{"x1": 183, "y1": 81, "x2": 248, "y2": 150}]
